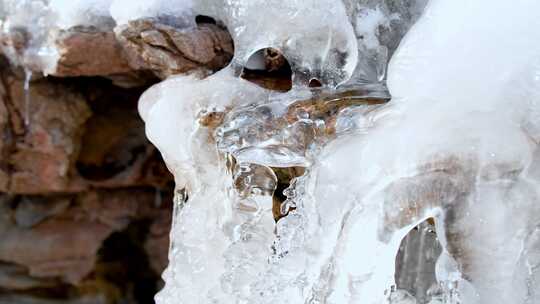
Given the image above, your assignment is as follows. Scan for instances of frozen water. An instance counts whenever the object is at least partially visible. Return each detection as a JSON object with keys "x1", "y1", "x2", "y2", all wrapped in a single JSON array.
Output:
[
  {"x1": 23, "y1": 69, "x2": 32, "y2": 127},
  {"x1": 138, "y1": 0, "x2": 540, "y2": 303},
  {"x1": 110, "y1": 0, "x2": 195, "y2": 26},
  {"x1": 140, "y1": 0, "x2": 540, "y2": 302},
  {"x1": 49, "y1": 0, "x2": 114, "y2": 29},
  {"x1": 195, "y1": 0, "x2": 359, "y2": 87}
]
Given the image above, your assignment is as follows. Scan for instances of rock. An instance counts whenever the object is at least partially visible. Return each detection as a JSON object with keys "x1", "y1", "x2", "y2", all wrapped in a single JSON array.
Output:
[
  {"x1": 116, "y1": 18, "x2": 234, "y2": 78},
  {"x1": 75, "y1": 80, "x2": 172, "y2": 189},
  {"x1": 144, "y1": 208, "x2": 172, "y2": 275},
  {"x1": 0, "y1": 71, "x2": 11, "y2": 191},
  {"x1": 0, "y1": 262, "x2": 58, "y2": 290},
  {"x1": 0, "y1": 62, "x2": 172, "y2": 194},
  {"x1": 14, "y1": 195, "x2": 71, "y2": 228},
  {"x1": 0, "y1": 294, "x2": 108, "y2": 304},
  {"x1": 0, "y1": 17, "x2": 183, "y2": 300},
  {"x1": 53, "y1": 26, "x2": 132, "y2": 77},
  {"x1": 0, "y1": 190, "x2": 169, "y2": 286},
  {"x1": 6, "y1": 75, "x2": 91, "y2": 194},
  {"x1": 0, "y1": 195, "x2": 112, "y2": 284}
]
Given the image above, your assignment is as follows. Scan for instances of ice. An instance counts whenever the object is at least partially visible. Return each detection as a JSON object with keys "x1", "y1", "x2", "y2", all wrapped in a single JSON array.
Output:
[
  {"x1": 340, "y1": 0, "x2": 428, "y2": 96},
  {"x1": 138, "y1": 0, "x2": 540, "y2": 302},
  {"x1": 292, "y1": 0, "x2": 540, "y2": 302},
  {"x1": 110, "y1": 0, "x2": 195, "y2": 26},
  {"x1": 23, "y1": 69, "x2": 32, "y2": 127},
  {"x1": 196, "y1": 0, "x2": 359, "y2": 87},
  {"x1": 49, "y1": 0, "x2": 114, "y2": 29},
  {"x1": 139, "y1": 68, "x2": 275, "y2": 303}
]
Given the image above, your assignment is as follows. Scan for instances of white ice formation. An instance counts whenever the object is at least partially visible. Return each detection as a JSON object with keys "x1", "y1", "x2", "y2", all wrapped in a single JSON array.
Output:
[
  {"x1": 139, "y1": 0, "x2": 540, "y2": 303},
  {"x1": 4, "y1": 0, "x2": 540, "y2": 303}
]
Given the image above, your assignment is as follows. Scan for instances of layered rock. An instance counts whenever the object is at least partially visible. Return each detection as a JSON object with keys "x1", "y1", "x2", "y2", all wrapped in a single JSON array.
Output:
[{"x1": 0, "y1": 58, "x2": 174, "y2": 303}]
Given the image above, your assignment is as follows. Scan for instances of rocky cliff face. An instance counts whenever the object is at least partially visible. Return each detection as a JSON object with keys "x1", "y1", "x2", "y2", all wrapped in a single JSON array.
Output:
[{"x1": 0, "y1": 16, "x2": 233, "y2": 303}]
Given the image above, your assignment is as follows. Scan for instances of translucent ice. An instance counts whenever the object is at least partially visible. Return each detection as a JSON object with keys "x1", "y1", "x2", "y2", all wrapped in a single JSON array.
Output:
[
  {"x1": 196, "y1": 0, "x2": 359, "y2": 87},
  {"x1": 138, "y1": 0, "x2": 540, "y2": 302}
]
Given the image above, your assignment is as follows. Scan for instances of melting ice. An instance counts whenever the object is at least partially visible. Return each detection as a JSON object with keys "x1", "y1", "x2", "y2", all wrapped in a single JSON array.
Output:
[{"x1": 2, "y1": 0, "x2": 540, "y2": 303}]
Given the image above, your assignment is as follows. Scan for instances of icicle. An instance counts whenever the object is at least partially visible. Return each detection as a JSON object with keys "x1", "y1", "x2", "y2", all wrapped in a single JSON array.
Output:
[{"x1": 23, "y1": 69, "x2": 32, "y2": 127}]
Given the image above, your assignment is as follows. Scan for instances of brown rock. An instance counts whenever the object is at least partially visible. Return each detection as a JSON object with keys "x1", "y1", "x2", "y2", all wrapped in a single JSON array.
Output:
[
  {"x1": 54, "y1": 27, "x2": 132, "y2": 77},
  {"x1": 0, "y1": 37, "x2": 175, "y2": 300},
  {"x1": 0, "y1": 71, "x2": 11, "y2": 191},
  {"x1": 0, "y1": 262, "x2": 58, "y2": 290},
  {"x1": 6, "y1": 76, "x2": 91, "y2": 194},
  {"x1": 0, "y1": 190, "x2": 166, "y2": 285},
  {"x1": 0, "y1": 294, "x2": 108, "y2": 304},
  {"x1": 116, "y1": 18, "x2": 234, "y2": 78},
  {"x1": 0, "y1": 199, "x2": 111, "y2": 284},
  {"x1": 0, "y1": 62, "x2": 173, "y2": 194},
  {"x1": 75, "y1": 82, "x2": 173, "y2": 188},
  {"x1": 14, "y1": 195, "x2": 71, "y2": 228},
  {"x1": 144, "y1": 207, "x2": 172, "y2": 275}
]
